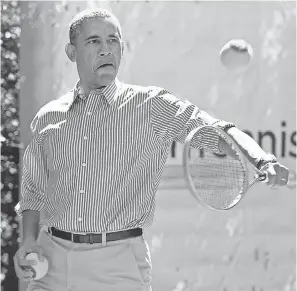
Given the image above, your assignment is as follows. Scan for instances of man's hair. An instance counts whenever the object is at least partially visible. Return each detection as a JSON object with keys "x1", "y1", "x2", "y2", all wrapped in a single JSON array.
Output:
[{"x1": 69, "y1": 8, "x2": 122, "y2": 45}]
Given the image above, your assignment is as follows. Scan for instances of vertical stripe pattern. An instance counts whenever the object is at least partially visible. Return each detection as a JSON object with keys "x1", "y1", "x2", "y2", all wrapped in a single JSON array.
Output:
[{"x1": 15, "y1": 79, "x2": 230, "y2": 233}]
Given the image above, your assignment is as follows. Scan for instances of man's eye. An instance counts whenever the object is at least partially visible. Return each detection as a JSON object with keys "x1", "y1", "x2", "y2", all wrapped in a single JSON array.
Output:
[
  {"x1": 108, "y1": 38, "x2": 118, "y2": 42},
  {"x1": 88, "y1": 39, "x2": 99, "y2": 44}
]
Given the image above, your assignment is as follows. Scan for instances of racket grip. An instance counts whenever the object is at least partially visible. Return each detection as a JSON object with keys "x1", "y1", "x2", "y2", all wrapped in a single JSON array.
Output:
[{"x1": 259, "y1": 172, "x2": 268, "y2": 183}]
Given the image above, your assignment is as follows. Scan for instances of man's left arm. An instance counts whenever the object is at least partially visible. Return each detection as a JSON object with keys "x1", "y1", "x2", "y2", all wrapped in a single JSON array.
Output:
[
  {"x1": 223, "y1": 127, "x2": 289, "y2": 187},
  {"x1": 149, "y1": 87, "x2": 289, "y2": 187}
]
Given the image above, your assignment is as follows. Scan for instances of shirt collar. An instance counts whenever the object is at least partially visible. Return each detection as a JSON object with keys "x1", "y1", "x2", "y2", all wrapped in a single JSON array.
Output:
[{"x1": 73, "y1": 78, "x2": 121, "y2": 106}]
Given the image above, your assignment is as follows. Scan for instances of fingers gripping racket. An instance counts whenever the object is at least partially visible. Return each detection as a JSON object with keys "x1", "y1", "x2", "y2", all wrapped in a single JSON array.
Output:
[{"x1": 183, "y1": 125, "x2": 268, "y2": 210}]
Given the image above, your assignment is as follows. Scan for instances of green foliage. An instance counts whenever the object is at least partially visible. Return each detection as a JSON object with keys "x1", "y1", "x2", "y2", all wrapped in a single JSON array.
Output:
[{"x1": 1, "y1": 1, "x2": 21, "y2": 290}]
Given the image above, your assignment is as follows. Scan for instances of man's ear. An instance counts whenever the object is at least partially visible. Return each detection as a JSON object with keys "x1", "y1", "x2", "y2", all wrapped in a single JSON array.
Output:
[
  {"x1": 121, "y1": 41, "x2": 124, "y2": 56},
  {"x1": 65, "y1": 43, "x2": 76, "y2": 62}
]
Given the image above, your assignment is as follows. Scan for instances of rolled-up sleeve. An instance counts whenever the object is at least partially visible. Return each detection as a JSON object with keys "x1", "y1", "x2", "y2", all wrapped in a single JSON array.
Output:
[
  {"x1": 15, "y1": 114, "x2": 49, "y2": 218},
  {"x1": 150, "y1": 86, "x2": 233, "y2": 151}
]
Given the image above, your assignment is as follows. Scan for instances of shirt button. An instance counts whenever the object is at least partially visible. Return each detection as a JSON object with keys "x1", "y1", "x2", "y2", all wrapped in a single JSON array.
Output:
[
  {"x1": 83, "y1": 136, "x2": 88, "y2": 140},
  {"x1": 86, "y1": 112, "x2": 92, "y2": 116},
  {"x1": 78, "y1": 217, "x2": 82, "y2": 222},
  {"x1": 82, "y1": 163, "x2": 86, "y2": 167},
  {"x1": 79, "y1": 190, "x2": 84, "y2": 194}
]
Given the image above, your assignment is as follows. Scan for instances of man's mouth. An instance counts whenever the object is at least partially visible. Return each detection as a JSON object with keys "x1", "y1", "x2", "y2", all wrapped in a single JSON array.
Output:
[{"x1": 98, "y1": 63, "x2": 114, "y2": 69}]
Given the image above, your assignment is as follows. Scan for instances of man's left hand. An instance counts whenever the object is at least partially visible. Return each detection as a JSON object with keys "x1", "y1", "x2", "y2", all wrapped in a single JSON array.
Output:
[{"x1": 260, "y1": 162, "x2": 290, "y2": 188}]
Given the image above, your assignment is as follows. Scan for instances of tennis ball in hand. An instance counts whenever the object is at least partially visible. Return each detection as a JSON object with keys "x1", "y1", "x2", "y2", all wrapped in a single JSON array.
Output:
[
  {"x1": 220, "y1": 39, "x2": 254, "y2": 71},
  {"x1": 25, "y1": 253, "x2": 49, "y2": 280}
]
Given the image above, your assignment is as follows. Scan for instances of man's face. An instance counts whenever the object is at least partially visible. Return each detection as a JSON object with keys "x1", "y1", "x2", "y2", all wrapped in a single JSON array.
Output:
[{"x1": 73, "y1": 17, "x2": 123, "y2": 89}]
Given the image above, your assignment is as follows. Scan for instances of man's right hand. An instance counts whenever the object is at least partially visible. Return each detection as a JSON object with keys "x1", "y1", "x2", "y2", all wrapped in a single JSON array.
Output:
[{"x1": 13, "y1": 237, "x2": 45, "y2": 282}]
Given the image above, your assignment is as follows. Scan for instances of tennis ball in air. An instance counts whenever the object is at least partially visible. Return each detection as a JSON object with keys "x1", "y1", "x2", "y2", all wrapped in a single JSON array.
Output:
[
  {"x1": 220, "y1": 39, "x2": 254, "y2": 71},
  {"x1": 25, "y1": 253, "x2": 49, "y2": 280}
]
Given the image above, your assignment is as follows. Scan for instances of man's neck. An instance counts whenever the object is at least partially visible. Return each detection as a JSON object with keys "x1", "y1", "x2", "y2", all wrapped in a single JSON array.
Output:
[{"x1": 80, "y1": 84, "x2": 106, "y2": 97}]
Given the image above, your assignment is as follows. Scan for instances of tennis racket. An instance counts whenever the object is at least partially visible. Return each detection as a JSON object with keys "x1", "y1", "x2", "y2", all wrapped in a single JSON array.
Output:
[{"x1": 183, "y1": 125, "x2": 268, "y2": 211}]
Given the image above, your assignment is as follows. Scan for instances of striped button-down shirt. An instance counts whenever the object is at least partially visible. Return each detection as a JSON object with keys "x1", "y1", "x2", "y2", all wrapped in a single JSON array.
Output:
[{"x1": 15, "y1": 79, "x2": 226, "y2": 233}]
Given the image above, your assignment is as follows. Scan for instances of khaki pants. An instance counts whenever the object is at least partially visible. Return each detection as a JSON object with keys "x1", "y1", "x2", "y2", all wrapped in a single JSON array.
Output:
[{"x1": 27, "y1": 226, "x2": 152, "y2": 291}]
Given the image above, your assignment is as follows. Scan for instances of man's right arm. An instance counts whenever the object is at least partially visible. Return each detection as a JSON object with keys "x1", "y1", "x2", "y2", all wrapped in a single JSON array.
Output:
[
  {"x1": 15, "y1": 114, "x2": 49, "y2": 243},
  {"x1": 21, "y1": 210, "x2": 41, "y2": 243}
]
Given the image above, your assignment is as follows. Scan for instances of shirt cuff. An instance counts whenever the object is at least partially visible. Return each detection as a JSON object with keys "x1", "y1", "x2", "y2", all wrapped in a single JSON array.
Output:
[
  {"x1": 15, "y1": 200, "x2": 44, "y2": 219},
  {"x1": 212, "y1": 120, "x2": 236, "y2": 132}
]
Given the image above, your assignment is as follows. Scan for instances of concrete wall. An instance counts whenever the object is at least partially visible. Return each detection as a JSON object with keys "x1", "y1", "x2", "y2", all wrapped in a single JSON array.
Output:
[{"x1": 20, "y1": 2, "x2": 296, "y2": 291}]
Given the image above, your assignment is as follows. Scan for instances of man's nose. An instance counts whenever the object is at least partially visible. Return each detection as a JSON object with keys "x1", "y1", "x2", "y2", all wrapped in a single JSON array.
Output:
[
  {"x1": 98, "y1": 42, "x2": 111, "y2": 57},
  {"x1": 98, "y1": 51, "x2": 111, "y2": 57}
]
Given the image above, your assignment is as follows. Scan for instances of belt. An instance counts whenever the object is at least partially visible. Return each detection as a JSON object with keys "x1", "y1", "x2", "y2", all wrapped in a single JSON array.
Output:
[{"x1": 49, "y1": 227, "x2": 143, "y2": 244}]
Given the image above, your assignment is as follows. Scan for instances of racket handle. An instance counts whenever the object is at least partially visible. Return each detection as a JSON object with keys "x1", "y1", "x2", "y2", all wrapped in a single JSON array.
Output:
[{"x1": 259, "y1": 172, "x2": 268, "y2": 183}]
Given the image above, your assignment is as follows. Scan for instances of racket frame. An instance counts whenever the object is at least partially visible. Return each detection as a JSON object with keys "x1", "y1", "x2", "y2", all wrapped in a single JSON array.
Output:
[{"x1": 183, "y1": 125, "x2": 267, "y2": 210}]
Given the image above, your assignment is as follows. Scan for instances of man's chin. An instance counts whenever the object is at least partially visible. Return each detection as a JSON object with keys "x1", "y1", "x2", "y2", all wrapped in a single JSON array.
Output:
[{"x1": 94, "y1": 73, "x2": 116, "y2": 87}]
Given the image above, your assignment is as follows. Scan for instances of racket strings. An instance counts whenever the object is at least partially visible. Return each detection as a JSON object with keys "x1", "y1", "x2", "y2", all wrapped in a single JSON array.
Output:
[{"x1": 188, "y1": 147, "x2": 246, "y2": 209}]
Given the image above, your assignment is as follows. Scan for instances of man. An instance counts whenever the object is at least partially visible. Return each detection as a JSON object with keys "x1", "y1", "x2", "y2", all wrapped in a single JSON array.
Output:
[{"x1": 14, "y1": 8, "x2": 289, "y2": 291}]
